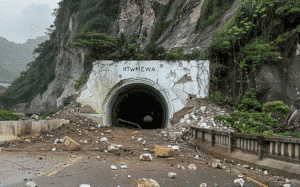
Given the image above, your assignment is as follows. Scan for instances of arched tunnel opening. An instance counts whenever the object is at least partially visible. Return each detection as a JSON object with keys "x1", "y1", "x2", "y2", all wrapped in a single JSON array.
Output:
[{"x1": 109, "y1": 83, "x2": 168, "y2": 129}]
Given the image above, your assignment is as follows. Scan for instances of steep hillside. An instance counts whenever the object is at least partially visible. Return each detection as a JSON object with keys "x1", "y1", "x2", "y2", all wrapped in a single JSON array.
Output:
[{"x1": 1, "y1": 0, "x2": 299, "y2": 132}]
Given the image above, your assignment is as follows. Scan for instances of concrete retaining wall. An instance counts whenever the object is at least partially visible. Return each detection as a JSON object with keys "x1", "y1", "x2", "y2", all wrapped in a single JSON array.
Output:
[{"x1": 0, "y1": 119, "x2": 70, "y2": 137}]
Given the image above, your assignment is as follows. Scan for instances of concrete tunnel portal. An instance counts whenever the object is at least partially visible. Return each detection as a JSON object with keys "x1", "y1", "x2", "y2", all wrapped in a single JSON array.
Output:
[
  {"x1": 76, "y1": 60, "x2": 210, "y2": 129},
  {"x1": 107, "y1": 83, "x2": 168, "y2": 129}
]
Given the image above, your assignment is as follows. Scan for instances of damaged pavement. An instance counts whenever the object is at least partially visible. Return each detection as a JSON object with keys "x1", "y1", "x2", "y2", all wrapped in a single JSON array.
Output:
[{"x1": 0, "y1": 99, "x2": 299, "y2": 187}]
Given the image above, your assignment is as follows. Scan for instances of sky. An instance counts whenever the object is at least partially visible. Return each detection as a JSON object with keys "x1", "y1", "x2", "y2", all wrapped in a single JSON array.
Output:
[{"x1": 0, "y1": 0, "x2": 62, "y2": 44}]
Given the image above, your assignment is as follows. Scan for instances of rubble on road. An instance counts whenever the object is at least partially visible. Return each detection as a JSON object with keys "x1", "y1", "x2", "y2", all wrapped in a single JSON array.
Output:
[
  {"x1": 140, "y1": 153, "x2": 153, "y2": 161},
  {"x1": 154, "y1": 145, "x2": 175, "y2": 157},
  {"x1": 234, "y1": 178, "x2": 244, "y2": 187},
  {"x1": 168, "y1": 172, "x2": 177, "y2": 178},
  {"x1": 134, "y1": 178, "x2": 160, "y2": 187}
]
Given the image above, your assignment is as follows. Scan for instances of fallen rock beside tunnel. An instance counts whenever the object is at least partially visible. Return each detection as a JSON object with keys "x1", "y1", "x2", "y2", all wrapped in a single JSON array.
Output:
[{"x1": 154, "y1": 145, "x2": 175, "y2": 157}]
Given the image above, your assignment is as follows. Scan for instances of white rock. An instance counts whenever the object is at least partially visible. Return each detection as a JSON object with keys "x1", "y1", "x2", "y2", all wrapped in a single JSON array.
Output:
[
  {"x1": 104, "y1": 150, "x2": 107, "y2": 152},
  {"x1": 79, "y1": 140, "x2": 83, "y2": 143},
  {"x1": 105, "y1": 130, "x2": 112, "y2": 133},
  {"x1": 264, "y1": 170, "x2": 268, "y2": 175},
  {"x1": 167, "y1": 145, "x2": 172, "y2": 148},
  {"x1": 237, "y1": 164, "x2": 241, "y2": 167},
  {"x1": 111, "y1": 165, "x2": 117, "y2": 170},
  {"x1": 195, "y1": 155, "x2": 200, "y2": 159},
  {"x1": 26, "y1": 180, "x2": 37, "y2": 187},
  {"x1": 108, "y1": 144, "x2": 123, "y2": 152},
  {"x1": 95, "y1": 140, "x2": 99, "y2": 143},
  {"x1": 142, "y1": 140, "x2": 146, "y2": 145},
  {"x1": 132, "y1": 136, "x2": 135, "y2": 139},
  {"x1": 25, "y1": 139, "x2": 31, "y2": 142},
  {"x1": 137, "y1": 137, "x2": 143, "y2": 142},
  {"x1": 212, "y1": 162, "x2": 221, "y2": 169},
  {"x1": 79, "y1": 185, "x2": 90, "y2": 187},
  {"x1": 143, "y1": 148, "x2": 149, "y2": 151},
  {"x1": 135, "y1": 178, "x2": 159, "y2": 187},
  {"x1": 52, "y1": 148, "x2": 56, "y2": 151},
  {"x1": 140, "y1": 153, "x2": 153, "y2": 161},
  {"x1": 84, "y1": 140, "x2": 88, "y2": 143},
  {"x1": 180, "y1": 118, "x2": 185, "y2": 123},
  {"x1": 177, "y1": 165, "x2": 185, "y2": 169},
  {"x1": 184, "y1": 114, "x2": 190, "y2": 119},
  {"x1": 168, "y1": 172, "x2": 177, "y2": 178},
  {"x1": 120, "y1": 165, "x2": 127, "y2": 169},
  {"x1": 100, "y1": 137, "x2": 108, "y2": 142},
  {"x1": 200, "y1": 183, "x2": 207, "y2": 187},
  {"x1": 283, "y1": 184, "x2": 291, "y2": 187},
  {"x1": 234, "y1": 178, "x2": 244, "y2": 187},
  {"x1": 128, "y1": 175, "x2": 131, "y2": 179},
  {"x1": 200, "y1": 106, "x2": 206, "y2": 113},
  {"x1": 97, "y1": 156, "x2": 100, "y2": 158},
  {"x1": 171, "y1": 145, "x2": 179, "y2": 150},
  {"x1": 242, "y1": 165, "x2": 250, "y2": 169},
  {"x1": 188, "y1": 164, "x2": 196, "y2": 170}
]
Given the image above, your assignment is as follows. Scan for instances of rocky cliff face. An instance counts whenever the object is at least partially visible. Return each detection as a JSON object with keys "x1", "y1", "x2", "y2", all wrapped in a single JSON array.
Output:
[{"x1": 7, "y1": 0, "x2": 300, "y2": 130}]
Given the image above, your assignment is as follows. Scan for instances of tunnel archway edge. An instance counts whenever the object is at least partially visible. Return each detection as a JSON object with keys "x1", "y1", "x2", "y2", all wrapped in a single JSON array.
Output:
[{"x1": 103, "y1": 77, "x2": 174, "y2": 129}]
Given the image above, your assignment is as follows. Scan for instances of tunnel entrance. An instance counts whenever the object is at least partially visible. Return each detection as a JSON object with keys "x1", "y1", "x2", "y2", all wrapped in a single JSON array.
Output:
[{"x1": 109, "y1": 83, "x2": 168, "y2": 129}]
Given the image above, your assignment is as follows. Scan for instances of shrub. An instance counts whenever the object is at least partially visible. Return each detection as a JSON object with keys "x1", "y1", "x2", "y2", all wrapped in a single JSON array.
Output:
[
  {"x1": 74, "y1": 77, "x2": 84, "y2": 91},
  {"x1": 0, "y1": 109, "x2": 21, "y2": 121}
]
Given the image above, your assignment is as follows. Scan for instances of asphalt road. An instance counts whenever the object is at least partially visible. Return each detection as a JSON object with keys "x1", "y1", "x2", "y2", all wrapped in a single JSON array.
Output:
[{"x1": 1, "y1": 152, "x2": 261, "y2": 187}]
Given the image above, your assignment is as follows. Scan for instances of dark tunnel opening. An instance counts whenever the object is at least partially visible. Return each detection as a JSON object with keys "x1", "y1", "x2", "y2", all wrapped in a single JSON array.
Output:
[{"x1": 110, "y1": 84, "x2": 167, "y2": 129}]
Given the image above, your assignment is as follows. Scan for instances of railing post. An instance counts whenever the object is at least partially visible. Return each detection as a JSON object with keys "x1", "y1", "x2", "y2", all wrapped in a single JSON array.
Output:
[
  {"x1": 211, "y1": 130, "x2": 215, "y2": 147},
  {"x1": 228, "y1": 132, "x2": 232, "y2": 153},
  {"x1": 258, "y1": 136, "x2": 265, "y2": 160},
  {"x1": 201, "y1": 129, "x2": 205, "y2": 143},
  {"x1": 194, "y1": 128, "x2": 198, "y2": 140}
]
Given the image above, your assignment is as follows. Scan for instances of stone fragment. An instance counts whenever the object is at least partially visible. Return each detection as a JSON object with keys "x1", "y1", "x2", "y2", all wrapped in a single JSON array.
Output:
[
  {"x1": 200, "y1": 183, "x2": 207, "y2": 187},
  {"x1": 140, "y1": 153, "x2": 153, "y2": 161},
  {"x1": 137, "y1": 137, "x2": 143, "y2": 142},
  {"x1": 111, "y1": 165, "x2": 117, "y2": 170},
  {"x1": 52, "y1": 148, "x2": 56, "y2": 151},
  {"x1": 177, "y1": 165, "x2": 185, "y2": 169},
  {"x1": 25, "y1": 139, "x2": 31, "y2": 142},
  {"x1": 171, "y1": 145, "x2": 179, "y2": 150},
  {"x1": 120, "y1": 165, "x2": 127, "y2": 169},
  {"x1": 79, "y1": 184, "x2": 90, "y2": 187},
  {"x1": 283, "y1": 184, "x2": 291, "y2": 187},
  {"x1": 89, "y1": 127, "x2": 95, "y2": 131},
  {"x1": 168, "y1": 172, "x2": 177, "y2": 178},
  {"x1": 242, "y1": 165, "x2": 250, "y2": 169},
  {"x1": 195, "y1": 155, "x2": 200, "y2": 159},
  {"x1": 143, "y1": 148, "x2": 149, "y2": 151},
  {"x1": 154, "y1": 145, "x2": 175, "y2": 157},
  {"x1": 264, "y1": 170, "x2": 268, "y2": 175},
  {"x1": 26, "y1": 179, "x2": 37, "y2": 187},
  {"x1": 105, "y1": 130, "x2": 112, "y2": 133},
  {"x1": 234, "y1": 178, "x2": 244, "y2": 187},
  {"x1": 188, "y1": 164, "x2": 196, "y2": 170},
  {"x1": 62, "y1": 136, "x2": 81, "y2": 151},
  {"x1": 212, "y1": 162, "x2": 221, "y2": 169},
  {"x1": 134, "y1": 178, "x2": 160, "y2": 187},
  {"x1": 108, "y1": 144, "x2": 123, "y2": 152},
  {"x1": 142, "y1": 140, "x2": 146, "y2": 145},
  {"x1": 100, "y1": 137, "x2": 108, "y2": 142}
]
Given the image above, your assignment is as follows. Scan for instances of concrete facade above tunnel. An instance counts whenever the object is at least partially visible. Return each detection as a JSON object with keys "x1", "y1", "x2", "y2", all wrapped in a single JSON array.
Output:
[{"x1": 77, "y1": 60, "x2": 210, "y2": 128}]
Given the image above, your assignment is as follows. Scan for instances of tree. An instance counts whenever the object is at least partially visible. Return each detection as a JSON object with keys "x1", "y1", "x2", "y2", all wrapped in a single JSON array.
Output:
[{"x1": 72, "y1": 32, "x2": 121, "y2": 59}]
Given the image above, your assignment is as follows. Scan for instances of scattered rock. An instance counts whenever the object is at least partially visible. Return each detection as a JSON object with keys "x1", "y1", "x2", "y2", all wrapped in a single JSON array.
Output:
[
  {"x1": 140, "y1": 153, "x2": 153, "y2": 161},
  {"x1": 242, "y1": 165, "x2": 250, "y2": 169},
  {"x1": 134, "y1": 178, "x2": 160, "y2": 187},
  {"x1": 51, "y1": 148, "x2": 56, "y2": 151},
  {"x1": 111, "y1": 165, "x2": 117, "y2": 170},
  {"x1": 105, "y1": 130, "x2": 112, "y2": 133},
  {"x1": 108, "y1": 144, "x2": 123, "y2": 152},
  {"x1": 168, "y1": 172, "x2": 177, "y2": 178},
  {"x1": 195, "y1": 155, "x2": 200, "y2": 159},
  {"x1": 79, "y1": 184, "x2": 90, "y2": 187},
  {"x1": 100, "y1": 137, "x2": 108, "y2": 142},
  {"x1": 120, "y1": 165, "x2": 127, "y2": 169},
  {"x1": 200, "y1": 183, "x2": 207, "y2": 187},
  {"x1": 137, "y1": 137, "x2": 143, "y2": 142},
  {"x1": 177, "y1": 165, "x2": 185, "y2": 169},
  {"x1": 89, "y1": 127, "x2": 95, "y2": 131},
  {"x1": 234, "y1": 178, "x2": 244, "y2": 187},
  {"x1": 26, "y1": 179, "x2": 37, "y2": 187},
  {"x1": 154, "y1": 145, "x2": 175, "y2": 157},
  {"x1": 188, "y1": 164, "x2": 196, "y2": 170}
]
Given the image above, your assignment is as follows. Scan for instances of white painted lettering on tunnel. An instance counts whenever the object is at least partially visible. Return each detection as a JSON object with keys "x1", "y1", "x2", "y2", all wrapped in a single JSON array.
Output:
[{"x1": 122, "y1": 67, "x2": 156, "y2": 72}]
